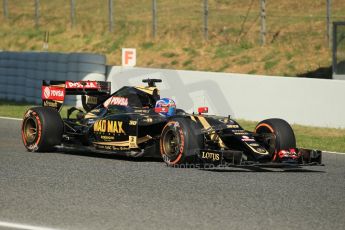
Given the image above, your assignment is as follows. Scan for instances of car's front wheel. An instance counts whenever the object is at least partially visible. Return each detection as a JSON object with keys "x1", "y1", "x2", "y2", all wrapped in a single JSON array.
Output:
[
  {"x1": 160, "y1": 118, "x2": 203, "y2": 166},
  {"x1": 255, "y1": 118, "x2": 296, "y2": 158}
]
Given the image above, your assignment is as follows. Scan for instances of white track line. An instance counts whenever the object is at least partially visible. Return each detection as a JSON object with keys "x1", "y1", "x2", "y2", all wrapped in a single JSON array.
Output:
[
  {"x1": 325, "y1": 151, "x2": 345, "y2": 155},
  {"x1": 0, "y1": 221, "x2": 60, "y2": 230},
  {"x1": 0, "y1": 116, "x2": 22, "y2": 121}
]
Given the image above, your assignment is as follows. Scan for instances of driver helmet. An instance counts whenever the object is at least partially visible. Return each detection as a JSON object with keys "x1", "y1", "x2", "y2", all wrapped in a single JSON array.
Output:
[{"x1": 155, "y1": 98, "x2": 176, "y2": 117}]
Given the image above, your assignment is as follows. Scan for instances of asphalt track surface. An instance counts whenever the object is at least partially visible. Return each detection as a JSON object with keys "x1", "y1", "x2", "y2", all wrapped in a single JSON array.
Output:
[{"x1": 0, "y1": 118, "x2": 345, "y2": 230}]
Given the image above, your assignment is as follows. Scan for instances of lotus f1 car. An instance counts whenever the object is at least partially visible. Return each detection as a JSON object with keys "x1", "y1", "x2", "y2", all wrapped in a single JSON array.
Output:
[{"x1": 21, "y1": 78, "x2": 322, "y2": 167}]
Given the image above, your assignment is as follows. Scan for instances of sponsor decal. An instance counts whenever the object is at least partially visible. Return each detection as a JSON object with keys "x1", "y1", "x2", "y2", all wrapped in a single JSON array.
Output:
[
  {"x1": 129, "y1": 120, "x2": 137, "y2": 126},
  {"x1": 134, "y1": 109, "x2": 150, "y2": 113},
  {"x1": 95, "y1": 144, "x2": 130, "y2": 151},
  {"x1": 227, "y1": 124, "x2": 239, "y2": 128},
  {"x1": 241, "y1": 135, "x2": 255, "y2": 141},
  {"x1": 178, "y1": 128, "x2": 184, "y2": 154},
  {"x1": 100, "y1": 135, "x2": 115, "y2": 140},
  {"x1": 103, "y1": 96, "x2": 128, "y2": 107},
  {"x1": 43, "y1": 87, "x2": 50, "y2": 98},
  {"x1": 173, "y1": 121, "x2": 180, "y2": 128},
  {"x1": 112, "y1": 146, "x2": 130, "y2": 151},
  {"x1": 86, "y1": 96, "x2": 98, "y2": 105},
  {"x1": 65, "y1": 81, "x2": 99, "y2": 89},
  {"x1": 241, "y1": 138, "x2": 255, "y2": 142},
  {"x1": 87, "y1": 119, "x2": 96, "y2": 125},
  {"x1": 256, "y1": 148, "x2": 267, "y2": 153},
  {"x1": 129, "y1": 136, "x2": 138, "y2": 148},
  {"x1": 154, "y1": 107, "x2": 168, "y2": 113},
  {"x1": 278, "y1": 149, "x2": 300, "y2": 159},
  {"x1": 24, "y1": 110, "x2": 33, "y2": 118},
  {"x1": 233, "y1": 130, "x2": 248, "y2": 135},
  {"x1": 93, "y1": 120, "x2": 126, "y2": 134},
  {"x1": 234, "y1": 132, "x2": 248, "y2": 135},
  {"x1": 142, "y1": 117, "x2": 153, "y2": 123},
  {"x1": 41, "y1": 86, "x2": 65, "y2": 101},
  {"x1": 201, "y1": 151, "x2": 220, "y2": 161},
  {"x1": 43, "y1": 100, "x2": 58, "y2": 108}
]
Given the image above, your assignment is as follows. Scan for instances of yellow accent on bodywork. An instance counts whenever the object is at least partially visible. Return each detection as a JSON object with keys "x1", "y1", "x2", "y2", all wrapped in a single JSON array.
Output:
[
  {"x1": 93, "y1": 135, "x2": 152, "y2": 147},
  {"x1": 197, "y1": 116, "x2": 227, "y2": 148},
  {"x1": 245, "y1": 143, "x2": 269, "y2": 155},
  {"x1": 190, "y1": 116, "x2": 197, "y2": 122},
  {"x1": 84, "y1": 112, "x2": 98, "y2": 119},
  {"x1": 135, "y1": 86, "x2": 159, "y2": 96}
]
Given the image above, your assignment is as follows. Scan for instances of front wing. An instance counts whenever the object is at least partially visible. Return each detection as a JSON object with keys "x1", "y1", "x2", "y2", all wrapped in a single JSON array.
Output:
[{"x1": 197, "y1": 148, "x2": 323, "y2": 168}]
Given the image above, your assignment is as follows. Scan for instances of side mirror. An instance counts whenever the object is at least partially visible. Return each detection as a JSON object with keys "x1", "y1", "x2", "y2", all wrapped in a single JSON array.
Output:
[{"x1": 198, "y1": 107, "x2": 208, "y2": 114}]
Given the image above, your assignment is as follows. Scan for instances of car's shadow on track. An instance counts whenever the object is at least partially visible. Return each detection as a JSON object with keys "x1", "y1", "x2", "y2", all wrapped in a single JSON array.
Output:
[
  {"x1": 200, "y1": 167, "x2": 325, "y2": 173},
  {"x1": 53, "y1": 148, "x2": 163, "y2": 163},
  {"x1": 51, "y1": 148, "x2": 325, "y2": 173}
]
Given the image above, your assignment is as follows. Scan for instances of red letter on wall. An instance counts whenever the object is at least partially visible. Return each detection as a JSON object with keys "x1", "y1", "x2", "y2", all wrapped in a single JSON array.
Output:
[{"x1": 122, "y1": 48, "x2": 136, "y2": 67}]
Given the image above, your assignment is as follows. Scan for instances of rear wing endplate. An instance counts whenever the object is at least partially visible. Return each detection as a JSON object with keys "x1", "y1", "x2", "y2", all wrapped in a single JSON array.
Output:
[{"x1": 42, "y1": 80, "x2": 111, "y2": 112}]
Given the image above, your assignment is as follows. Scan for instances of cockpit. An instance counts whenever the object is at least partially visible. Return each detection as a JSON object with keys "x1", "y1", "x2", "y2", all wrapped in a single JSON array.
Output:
[{"x1": 106, "y1": 86, "x2": 158, "y2": 109}]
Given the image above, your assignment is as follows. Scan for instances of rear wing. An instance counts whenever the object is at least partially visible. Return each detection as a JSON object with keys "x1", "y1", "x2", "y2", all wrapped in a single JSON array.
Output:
[{"x1": 42, "y1": 80, "x2": 111, "y2": 111}]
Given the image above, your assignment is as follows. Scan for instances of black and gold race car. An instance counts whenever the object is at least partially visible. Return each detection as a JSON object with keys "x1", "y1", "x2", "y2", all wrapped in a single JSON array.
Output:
[{"x1": 21, "y1": 78, "x2": 322, "y2": 167}]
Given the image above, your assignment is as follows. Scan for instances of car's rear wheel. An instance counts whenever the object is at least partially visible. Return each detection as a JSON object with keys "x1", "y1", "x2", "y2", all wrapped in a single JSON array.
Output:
[
  {"x1": 255, "y1": 118, "x2": 296, "y2": 158},
  {"x1": 21, "y1": 107, "x2": 63, "y2": 152},
  {"x1": 160, "y1": 118, "x2": 203, "y2": 166}
]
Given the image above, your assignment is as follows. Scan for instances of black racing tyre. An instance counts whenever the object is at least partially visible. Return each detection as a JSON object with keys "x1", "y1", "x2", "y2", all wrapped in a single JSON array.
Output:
[
  {"x1": 254, "y1": 118, "x2": 296, "y2": 156},
  {"x1": 160, "y1": 118, "x2": 203, "y2": 166},
  {"x1": 21, "y1": 107, "x2": 63, "y2": 152}
]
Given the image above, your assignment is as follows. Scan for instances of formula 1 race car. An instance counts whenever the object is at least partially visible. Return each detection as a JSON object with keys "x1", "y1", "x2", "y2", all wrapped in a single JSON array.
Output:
[{"x1": 21, "y1": 78, "x2": 322, "y2": 168}]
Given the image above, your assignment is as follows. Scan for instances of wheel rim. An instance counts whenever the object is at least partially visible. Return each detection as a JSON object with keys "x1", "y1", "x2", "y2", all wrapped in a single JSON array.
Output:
[
  {"x1": 23, "y1": 117, "x2": 37, "y2": 144},
  {"x1": 162, "y1": 129, "x2": 180, "y2": 159},
  {"x1": 255, "y1": 126, "x2": 276, "y2": 155}
]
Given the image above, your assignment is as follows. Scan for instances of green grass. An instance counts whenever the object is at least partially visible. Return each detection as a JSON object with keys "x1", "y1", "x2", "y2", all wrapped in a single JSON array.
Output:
[
  {"x1": 161, "y1": 52, "x2": 178, "y2": 58},
  {"x1": 285, "y1": 52, "x2": 294, "y2": 61},
  {"x1": 0, "y1": 101, "x2": 35, "y2": 118},
  {"x1": 217, "y1": 63, "x2": 230, "y2": 72},
  {"x1": 182, "y1": 59, "x2": 193, "y2": 66},
  {"x1": 247, "y1": 70, "x2": 257, "y2": 74},
  {"x1": 237, "y1": 55, "x2": 252, "y2": 65},
  {"x1": 1, "y1": 100, "x2": 344, "y2": 153},
  {"x1": 2, "y1": 0, "x2": 345, "y2": 76},
  {"x1": 170, "y1": 60, "x2": 178, "y2": 65},
  {"x1": 141, "y1": 42, "x2": 154, "y2": 49},
  {"x1": 182, "y1": 47, "x2": 198, "y2": 57},
  {"x1": 0, "y1": 100, "x2": 71, "y2": 119},
  {"x1": 264, "y1": 60, "x2": 280, "y2": 70}
]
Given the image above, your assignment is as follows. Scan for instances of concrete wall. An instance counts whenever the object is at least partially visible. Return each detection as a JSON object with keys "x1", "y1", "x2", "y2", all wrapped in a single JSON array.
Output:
[
  {"x1": 108, "y1": 66, "x2": 345, "y2": 128},
  {"x1": 333, "y1": 74, "x2": 345, "y2": 80},
  {"x1": 1, "y1": 51, "x2": 343, "y2": 128}
]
